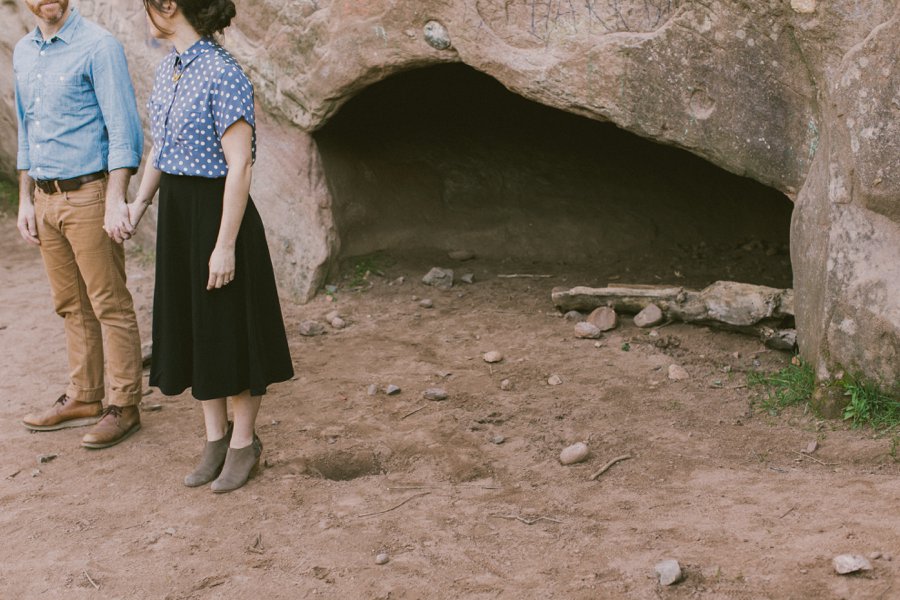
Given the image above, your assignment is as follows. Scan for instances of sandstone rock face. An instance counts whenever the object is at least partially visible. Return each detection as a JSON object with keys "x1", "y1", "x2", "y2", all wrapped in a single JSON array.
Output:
[{"x1": 1, "y1": 0, "x2": 897, "y2": 384}]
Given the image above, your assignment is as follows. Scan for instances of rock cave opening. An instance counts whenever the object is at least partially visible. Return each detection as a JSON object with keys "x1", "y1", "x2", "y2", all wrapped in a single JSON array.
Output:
[{"x1": 314, "y1": 63, "x2": 794, "y2": 291}]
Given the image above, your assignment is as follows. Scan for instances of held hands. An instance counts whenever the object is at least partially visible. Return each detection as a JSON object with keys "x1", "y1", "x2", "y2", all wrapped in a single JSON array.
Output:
[
  {"x1": 103, "y1": 197, "x2": 134, "y2": 244},
  {"x1": 17, "y1": 199, "x2": 40, "y2": 246},
  {"x1": 207, "y1": 245, "x2": 236, "y2": 290}
]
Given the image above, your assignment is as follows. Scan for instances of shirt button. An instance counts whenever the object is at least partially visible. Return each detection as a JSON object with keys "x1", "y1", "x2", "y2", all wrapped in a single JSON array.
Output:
[
  {"x1": 36, "y1": 97, "x2": 41, "y2": 103},
  {"x1": 35, "y1": 120, "x2": 41, "y2": 126},
  {"x1": 40, "y1": 50, "x2": 46, "y2": 56},
  {"x1": 36, "y1": 73, "x2": 42, "y2": 79}
]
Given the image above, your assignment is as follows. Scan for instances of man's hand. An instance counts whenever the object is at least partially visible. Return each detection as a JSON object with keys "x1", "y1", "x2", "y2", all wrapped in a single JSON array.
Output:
[
  {"x1": 17, "y1": 199, "x2": 40, "y2": 246},
  {"x1": 104, "y1": 197, "x2": 134, "y2": 244}
]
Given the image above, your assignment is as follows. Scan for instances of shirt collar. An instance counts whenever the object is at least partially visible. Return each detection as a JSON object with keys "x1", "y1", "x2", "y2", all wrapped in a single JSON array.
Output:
[
  {"x1": 31, "y1": 7, "x2": 81, "y2": 45},
  {"x1": 174, "y1": 37, "x2": 214, "y2": 68}
]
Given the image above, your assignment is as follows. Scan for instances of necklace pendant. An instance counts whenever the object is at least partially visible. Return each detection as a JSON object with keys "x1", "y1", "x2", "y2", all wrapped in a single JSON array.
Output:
[{"x1": 172, "y1": 71, "x2": 182, "y2": 83}]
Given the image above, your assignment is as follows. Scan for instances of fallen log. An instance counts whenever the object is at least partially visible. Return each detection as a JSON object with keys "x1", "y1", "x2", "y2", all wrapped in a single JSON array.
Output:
[{"x1": 552, "y1": 281, "x2": 796, "y2": 350}]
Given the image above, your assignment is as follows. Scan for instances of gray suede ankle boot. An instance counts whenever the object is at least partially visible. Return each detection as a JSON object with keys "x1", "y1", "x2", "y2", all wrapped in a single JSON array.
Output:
[
  {"x1": 184, "y1": 422, "x2": 233, "y2": 487},
  {"x1": 210, "y1": 434, "x2": 262, "y2": 493}
]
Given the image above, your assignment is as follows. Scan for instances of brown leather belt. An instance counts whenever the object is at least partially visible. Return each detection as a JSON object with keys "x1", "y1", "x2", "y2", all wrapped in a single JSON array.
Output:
[{"x1": 35, "y1": 171, "x2": 107, "y2": 195}]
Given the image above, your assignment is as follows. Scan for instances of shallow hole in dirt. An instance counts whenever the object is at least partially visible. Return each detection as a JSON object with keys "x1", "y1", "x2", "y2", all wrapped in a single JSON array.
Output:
[
  {"x1": 315, "y1": 63, "x2": 794, "y2": 291},
  {"x1": 305, "y1": 449, "x2": 384, "y2": 481}
]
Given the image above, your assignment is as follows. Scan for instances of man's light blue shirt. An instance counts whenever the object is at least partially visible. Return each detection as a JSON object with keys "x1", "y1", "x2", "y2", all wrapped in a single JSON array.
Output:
[{"x1": 13, "y1": 8, "x2": 143, "y2": 180}]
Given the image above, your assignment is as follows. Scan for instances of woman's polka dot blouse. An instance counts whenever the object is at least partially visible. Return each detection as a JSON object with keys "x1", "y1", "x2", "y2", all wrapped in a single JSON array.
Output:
[{"x1": 148, "y1": 38, "x2": 256, "y2": 178}]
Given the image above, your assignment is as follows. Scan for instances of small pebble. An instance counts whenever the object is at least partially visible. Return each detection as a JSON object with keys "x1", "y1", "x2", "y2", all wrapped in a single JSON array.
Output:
[
  {"x1": 833, "y1": 554, "x2": 873, "y2": 574},
  {"x1": 667, "y1": 364, "x2": 690, "y2": 381},
  {"x1": 331, "y1": 317, "x2": 346, "y2": 329},
  {"x1": 483, "y1": 351, "x2": 503, "y2": 363},
  {"x1": 548, "y1": 374, "x2": 563, "y2": 386},
  {"x1": 634, "y1": 304, "x2": 664, "y2": 328},
  {"x1": 448, "y1": 250, "x2": 475, "y2": 261},
  {"x1": 367, "y1": 384, "x2": 378, "y2": 396},
  {"x1": 869, "y1": 551, "x2": 882, "y2": 560},
  {"x1": 299, "y1": 320, "x2": 326, "y2": 337},
  {"x1": 423, "y1": 387, "x2": 448, "y2": 401},
  {"x1": 375, "y1": 553, "x2": 390, "y2": 565},
  {"x1": 165, "y1": 528, "x2": 176, "y2": 536},
  {"x1": 655, "y1": 559, "x2": 684, "y2": 585},
  {"x1": 490, "y1": 435, "x2": 506, "y2": 445},
  {"x1": 564, "y1": 310, "x2": 584, "y2": 322},
  {"x1": 574, "y1": 322, "x2": 602, "y2": 339},
  {"x1": 804, "y1": 440, "x2": 818, "y2": 454},
  {"x1": 419, "y1": 299, "x2": 434, "y2": 309},
  {"x1": 390, "y1": 276, "x2": 405, "y2": 286},
  {"x1": 460, "y1": 273, "x2": 474, "y2": 284},
  {"x1": 325, "y1": 310, "x2": 340, "y2": 322},
  {"x1": 559, "y1": 442, "x2": 589, "y2": 465},
  {"x1": 142, "y1": 403, "x2": 163, "y2": 412},
  {"x1": 37, "y1": 454, "x2": 58, "y2": 464},
  {"x1": 500, "y1": 379, "x2": 513, "y2": 391},
  {"x1": 31, "y1": 469, "x2": 41, "y2": 477},
  {"x1": 385, "y1": 384, "x2": 401, "y2": 395}
]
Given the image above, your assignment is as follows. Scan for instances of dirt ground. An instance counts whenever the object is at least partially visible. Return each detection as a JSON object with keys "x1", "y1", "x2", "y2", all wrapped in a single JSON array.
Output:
[{"x1": 1, "y1": 214, "x2": 898, "y2": 600}]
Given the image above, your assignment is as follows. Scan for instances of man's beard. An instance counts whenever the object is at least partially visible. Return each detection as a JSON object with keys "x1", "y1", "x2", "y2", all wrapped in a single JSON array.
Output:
[{"x1": 29, "y1": 0, "x2": 70, "y2": 24}]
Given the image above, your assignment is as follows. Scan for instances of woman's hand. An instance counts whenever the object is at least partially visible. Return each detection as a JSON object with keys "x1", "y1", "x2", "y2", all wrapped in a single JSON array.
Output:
[{"x1": 207, "y1": 245, "x2": 236, "y2": 290}]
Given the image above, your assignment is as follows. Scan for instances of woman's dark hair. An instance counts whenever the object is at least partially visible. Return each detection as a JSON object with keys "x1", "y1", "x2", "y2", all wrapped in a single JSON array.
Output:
[{"x1": 143, "y1": 0, "x2": 237, "y2": 37}]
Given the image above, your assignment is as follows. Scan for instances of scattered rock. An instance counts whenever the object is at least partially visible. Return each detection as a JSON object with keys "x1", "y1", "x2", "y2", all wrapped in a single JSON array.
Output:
[
  {"x1": 500, "y1": 378, "x2": 513, "y2": 391},
  {"x1": 330, "y1": 317, "x2": 346, "y2": 329},
  {"x1": 422, "y1": 267, "x2": 454, "y2": 289},
  {"x1": 587, "y1": 307, "x2": 617, "y2": 331},
  {"x1": 385, "y1": 384, "x2": 402, "y2": 395},
  {"x1": 564, "y1": 310, "x2": 584, "y2": 322},
  {"x1": 548, "y1": 374, "x2": 563, "y2": 386},
  {"x1": 460, "y1": 273, "x2": 475, "y2": 284},
  {"x1": 165, "y1": 527, "x2": 176, "y2": 536},
  {"x1": 37, "y1": 453, "x2": 58, "y2": 464},
  {"x1": 490, "y1": 435, "x2": 506, "y2": 445},
  {"x1": 325, "y1": 310, "x2": 341, "y2": 322},
  {"x1": 141, "y1": 403, "x2": 163, "y2": 412},
  {"x1": 559, "y1": 442, "x2": 589, "y2": 465},
  {"x1": 803, "y1": 440, "x2": 818, "y2": 454},
  {"x1": 423, "y1": 387, "x2": 449, "y2": 401},
  {"x1": 31, "y1": 469, "x2": 41, "y2": 477},
  {"x1": 419, "y1": 298, "x2": 434, "y2": 309},
  {"x1": 448, "y1": 249, "x2": 474, "y2": 261},
  {"x1": 367, "y1": 384, "x2": 378, "y2": 396},
  {"x1": 634, "y1": 304, "x2": 664, "y2": 328},
  {"x1": 483, "y1": 351, "x2": 503, "y2": 363},
  {"x1": 423, "y1": 20, "x2": 452, "y2": 50},
  {"x1": 667, "y1": 364, "x2": 690, "y2": 381},
  {"x1": 655, "y1": 559, "x2": 684, "y2": 585},
  {"x1": 390, "y1": 276, "x2": 405, "y2": 286},
  {"x1": 375, "y1": 552, "x2": 390, "y2": 565},
  {"x1": 299, "y1": 320, "x2": 326, "y2": 337},
  {"x1": 869, "y1": 551, "x2": 882, "y2": 560},
  {"x1": 833, "y1": 554, "x2": 873, "y2": 574},
  {"x1": 574, "y1": 322, "x2": 602, "y2": 339}
]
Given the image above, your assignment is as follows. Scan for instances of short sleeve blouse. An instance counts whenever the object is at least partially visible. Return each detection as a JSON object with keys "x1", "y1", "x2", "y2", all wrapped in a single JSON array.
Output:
[{"x1": 148, "y1": 38, "x2": 256, "y2": 178}]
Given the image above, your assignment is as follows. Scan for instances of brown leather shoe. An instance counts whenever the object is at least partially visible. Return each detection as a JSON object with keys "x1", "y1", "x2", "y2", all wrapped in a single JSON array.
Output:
[
  {"x1": 23, "y1": 394, "x2": 102, "y2": 431},
  {"x1": 81, "y1": 405, "x2": 141, "y2": 449}
]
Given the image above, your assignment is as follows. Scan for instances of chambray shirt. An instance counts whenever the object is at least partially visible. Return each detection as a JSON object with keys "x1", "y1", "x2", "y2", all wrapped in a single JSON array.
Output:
[
  {"x1": 13, "y1": 8, "x2": 143, "y2": 180},
  {"x1": 149, "y1": 38, "x2": 256, "y2": 178}
]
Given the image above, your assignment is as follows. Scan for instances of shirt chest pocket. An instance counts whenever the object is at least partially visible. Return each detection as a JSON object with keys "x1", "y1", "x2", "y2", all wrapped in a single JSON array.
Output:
[{"x1": 43, "y1": 72, "x2": 91, "y2": 115}]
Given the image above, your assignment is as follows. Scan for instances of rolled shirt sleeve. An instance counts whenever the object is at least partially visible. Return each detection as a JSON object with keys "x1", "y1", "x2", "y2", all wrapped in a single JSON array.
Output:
[
  {"x1": 90, "y1": 35, "x2": 143, "y2": 172},
  {"x1": 14, "y1": 71, "x2": 31, "y2": 171},
  {"x1": 211, "y1": 64, "x2": 256, "y2": 142}
]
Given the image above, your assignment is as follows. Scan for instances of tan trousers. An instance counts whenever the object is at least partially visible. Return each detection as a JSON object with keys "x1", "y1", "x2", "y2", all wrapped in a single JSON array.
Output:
[{"x1": 34, "y1": 178, "x2": 142, "y2": 407}]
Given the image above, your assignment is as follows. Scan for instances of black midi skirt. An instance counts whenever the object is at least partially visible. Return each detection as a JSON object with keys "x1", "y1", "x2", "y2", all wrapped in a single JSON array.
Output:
[{"x1": 149, "y1": 174, "x2": 294, "y2": 400}]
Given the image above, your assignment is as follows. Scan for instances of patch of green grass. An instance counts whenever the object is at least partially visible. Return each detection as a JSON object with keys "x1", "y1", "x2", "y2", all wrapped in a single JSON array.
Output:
[
  {"x1": 0, "y1": 177, "x2": 17, "y2": 215},
  {"x1": 749, "y1": 358, "x2": 899, "y2": 430},
  {"x1": 747, "y1": 358, "x2": 815, "y2": 415},
  {"x1": 840, "y1": 374, "x2": 900, "y2": 430},
  {"x1": 343, "y1": 253, "x2": 389, "y2": 289}
]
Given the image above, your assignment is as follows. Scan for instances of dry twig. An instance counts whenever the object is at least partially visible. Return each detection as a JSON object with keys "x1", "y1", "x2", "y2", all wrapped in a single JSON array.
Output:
[
  {"x1": 589, "y1": 454, "x2": 633, "y2": 480},
  {"x1": 82, "y1": 570, "x2": 99, "y2": 590},
  {"x1": 497, "y1": 274, "x2": 553, "y2": 279},
  {"x1": 357, "y1": 492, "x2": 431, "y2": 518},
  {"x1": 791, "y1": 450, "x2": 837, "y2": 466},
  {"x1": 400, "y1": 406, "x2": 427, "y2": 420},
  {"x1": 779, "y1": 506, "x2": 796, "y2": 519},
  {"x1": 491, "y1": 514, "x2": 562, "y2": 525}
]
